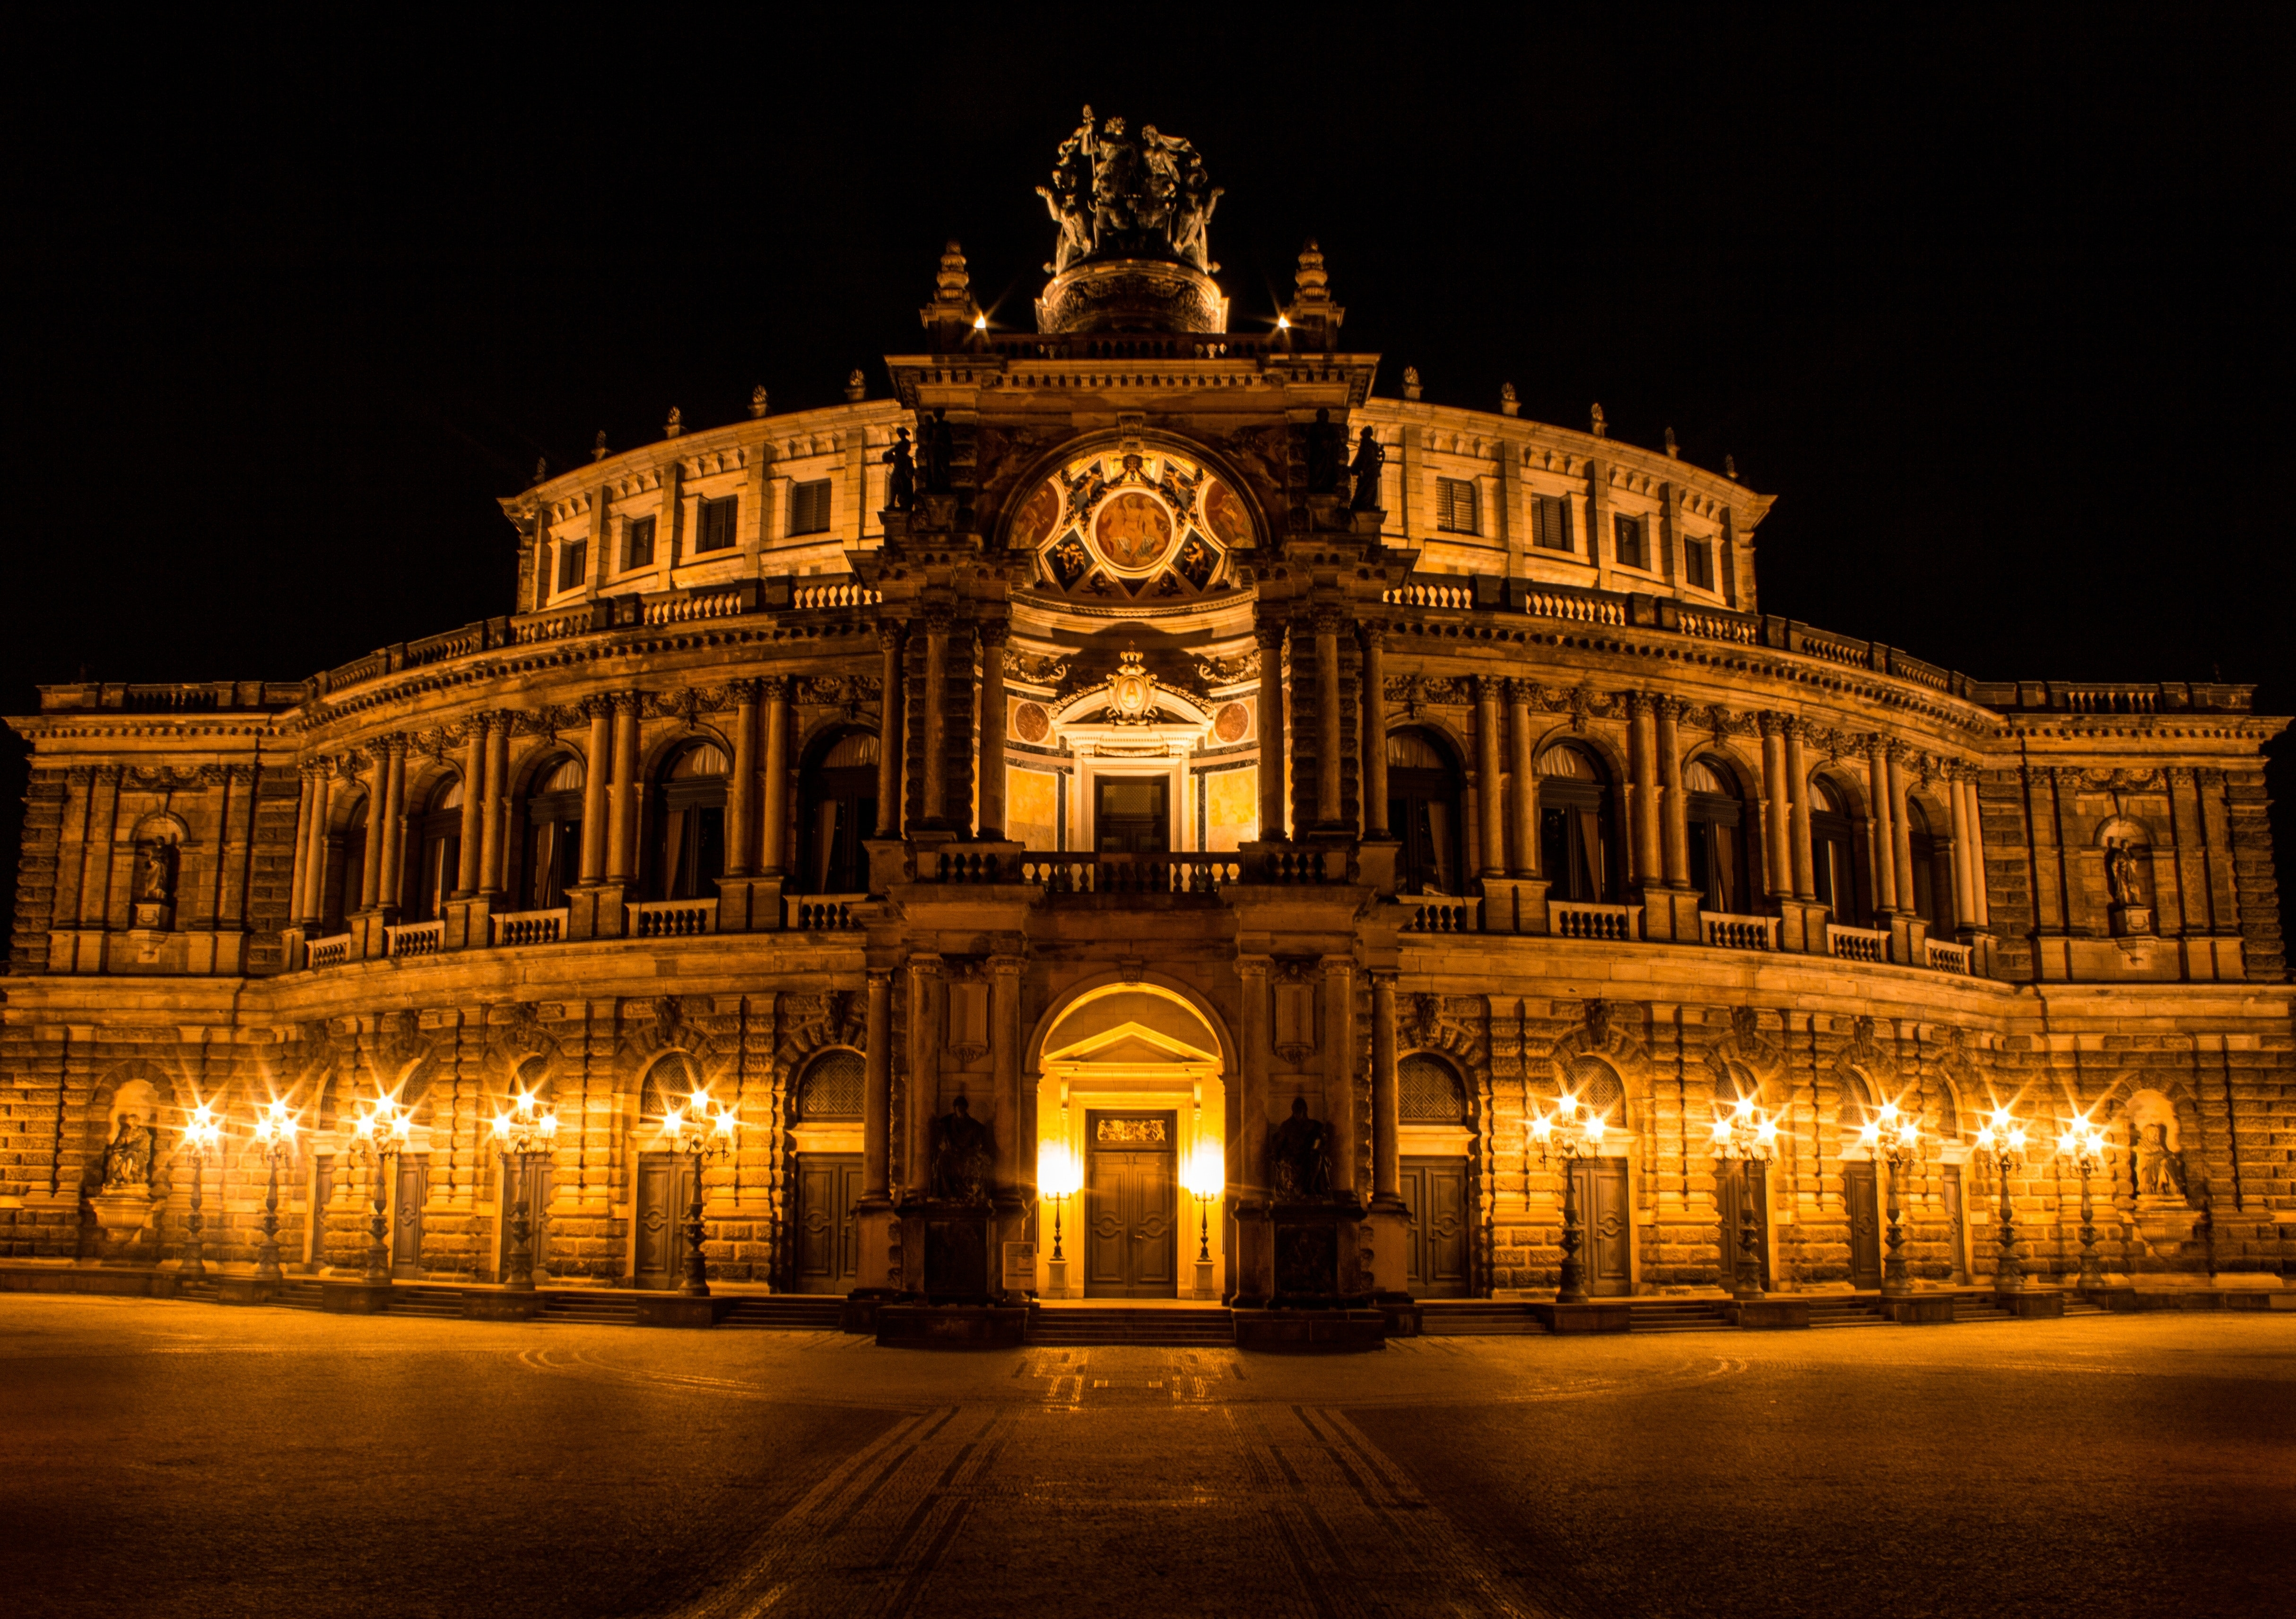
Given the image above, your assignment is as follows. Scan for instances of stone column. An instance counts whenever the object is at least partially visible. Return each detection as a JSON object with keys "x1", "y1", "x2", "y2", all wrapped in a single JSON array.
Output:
[
  {"x1": 1888, "y1": 745, "x2": 1917, "y2": 914},
  {"x1": 1947, "y1": 768, "x2": 1975, "y2": 929},
  {"x1": 1866, "y1": 735, "x2": 1898, "y2": 914},
  {"x1": 1627, "y1": 694, "x2": 1661, "y2": 887},
  {"x1": 1256, "y1": 621, "x2": 1287, "y2": 841},
  {"x1": 1322, "y1": 957, "x2": 1357, "y2": 1198},
  {"x1": 1314, "y1": 609, "x2": 1344, "y2": 829},
  {"x1": 905, "y1": 956, "x2": 943, "y2": 1196},
  {"x1": 1507, "y1": 679, "x2": 1538, "y2": 874},
  {"x1": 606, "y1": 695, "x2": 640, "y2": 884},
  {"x1": 1358, "y1": 623, "x2": 1388, "y2": 837},
  {"x1": 1370, "y1": 972, "x2": 1400, "y2": 1203},
  {"x1": 1961, "y1": 774, "x2": 1991, "y2": 926},
  {"x1": 875, "y1": 624, "x2": 905, "y2": 838},
  {"x1": 579, "y1": 699, "x2": 610, "y2": 884},
  {"x1": 377, "y1": 737, "x2": 407, "y2": 914},
  {"x1": 922, "y1": 611, "x2": 949, "y2": 827},
  {"x1": 862, "y1": 968, "x2": 893, "y2": 1199},
  {"x1": 990, "y1": 955, "x2": 1023, "y2": 1190},
  {"x1": 288, "y1": 766, "x2": 317, "y2": 925},
  {"x1": 357, "y1": 755, "x2": 385, "y2": 911},
  {"x1": 1476, "y1": 677, "x2": 1505, "y2": 877},
  {"x1": 1786, "y1": 722, "x2": 1816, "y2": 900},
  {"x1": 1237, "y1": 957, "x2": 1270, "y2": 1195},
  {"x1": 1658, "y1": 696, "x2": 1689, "y2": 889},
  {"x1": 454, "y1": 720, "x2": 485, "y2": 897},
  {"x1": 304, "y1": 765, "x2": 337, "y2": 924},
  {"x1": 1759, "y1": 714, "x2": 1792, "y2": 901},
  {"x1": 727, "y1": 680, "x2": 757, "y2": 876},
  {"x1": 759, "y1": 676, "x2": 790, "y2": 874},
  {"x1": 478, "y1": 715, "x2": 510, "y2": 896},
  {"x1": 979, "y1": 622, "x2": 1009, "y2": 839}
]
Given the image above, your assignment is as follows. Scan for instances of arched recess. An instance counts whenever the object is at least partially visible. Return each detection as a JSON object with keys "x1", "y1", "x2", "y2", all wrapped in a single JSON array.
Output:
[
  {"x1": 2095, "y1": 1074, "x2": 2206, "y2": 1209},
  {"x1": 651, "y1": 739, "x2": 731, "y2": 901},
  {"x1": 1387, "y1": 726, "x2": 1466, "y2": 895},
  {"x1": 1536, "y1": 740, "x2": 1622, "y2": 901},
  {"x1": 402, "y1": 770, "x2": 465, "y2": 922},
  {"x1": 784, "y1": 1048, "x2": 866, "y2": 1292},
  {"x1": 795, "y1": 725, "x2": 879, "y2": 895},
  {"x1": 1031, "y1": 976, "x2": 1231, "y2": 1303},
  {"x1": 320, "y1": 787, "x2": 370, "y2": 932},
  {"x1": 1684, "y1": 754, "x2": 1755, "y2": 914},
  {"x1": 1396, "y1": 1050, "x2": 1475, "y2": 1297},
  {"x1": 1809, "y1": 774, "x2": 1870, "y2": 925},
  {"x1": 627, "y1": 1047, "x2": 709, "y2": 1289},
  {"x1": 514, "y1": 752, "x2": 586, "y2": 911}
]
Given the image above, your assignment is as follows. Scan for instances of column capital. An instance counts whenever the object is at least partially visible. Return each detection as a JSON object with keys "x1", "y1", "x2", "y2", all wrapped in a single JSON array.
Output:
[
  {"x1": 1236, "y1": 954, "x2": 1271, "y2": 982},
  {"x1": 1757, "y1": 710, "x2": 1789, "y2": 739},
  {"x1": 921, "y1": 605, "x2": 955, "y2": 635},
  {"x1": 977, "y1": 618, "x2": 1012, "y2": 648},
  {"x1": 987, "y1": 953, "x2": 1025, "y2": 978},
  {"x1": 866, "y1": 966, "x2": 895, "y2": 988},
  {"x1": 1355, "y1": 618, "x2": 1387, "y2": 649},
  {"x1": 1626, "y1": 690, "x2": 1656, "y2": 718},
  {"x1": 728, "y1": 678, "x2": 761, "y2": 704},
  {"x1": 1254, "y1": 618, "x2": 1287, "y2": 650},
  {"x1": 760, "y1": 673, "x2": 790, "y2": 699},
  {"x1": 581, "y1": 694, "x2": 615, "y2": 721},
  {"x1": 611, "y1": 690, "x2": 644, "y2": 715},
  {"x1": 1311, "y1": 605, "x2": 1346, "y2": 637},
  {"x1": 876, "y1": 620, "x2": 906, "y2": 652},
  {"x1": 1367, "y1": 968, "x2": 1400, "y2": 989},
  {"x1": 907, "y1": 952, "x2": 945, "y2": 979},
  {"x1": 1653, "y1": 694, "x2": 1690, "y2": 723},
  {"x1": 1505, "y1": 676, "x2": 1540, "y2": 706},
  {"x1": 382, "y1": 731, "x2": 410, "y2": 757}
]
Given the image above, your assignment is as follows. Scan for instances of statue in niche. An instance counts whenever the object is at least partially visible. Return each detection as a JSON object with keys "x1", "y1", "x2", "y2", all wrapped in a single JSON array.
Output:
[
  {"x1": 922, "y1": 409, "x2": 955, "y2": 495},
  {"x1": 1270, "y1": 1097, "x2": 1332, "y2": 1201},
  {"x1": 930, "y1": 1095, "x2": 994, "y2": 1204},
  {"x1": 100, "y1": 1113, "x2": 157, "y2": 1192},
  {"x1": 882, "y1": 428, "x2": 915, "y2": 512},
  {"x1": 2136, "y1": 1122, "x2": 2188, "y2": 1200},
  {"x1": 1347, "y1": 427, "x2": 1385, "y2": 512},
  {"x1": 1305, "y1": 407, "x2": 1344, "y2": 495},
  {"x1": 138, "y1": 841, "x2": 176, "y2": 904},
  {"x1": 2106, "y1": 838, "x2": 2143, "y2": 906}
]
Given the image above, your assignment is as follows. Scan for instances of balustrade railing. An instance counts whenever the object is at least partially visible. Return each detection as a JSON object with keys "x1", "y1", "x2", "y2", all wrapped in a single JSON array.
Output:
[
  {"x1": 644, "y1": 590, "x2": 747, "y2": 627},
  {"x1": 1524, "y1": 587, "x2": 1628, "y2": 627},
  {"x1": 1019, "y1": 853, "x2": 1241, "y2": 895},
  {"x1": 792, "y1": 581, "x2": 880, "y2": 609},
  {"x1": 628, "y1": 898, "x2": 717, "y2": 938},
  {"x1": 786, "y1": 894, "x2": 867, "y2": 931},
  {"x1": 1925, "y1": 937, "x2": 1974, "y2": 975},
  {"x1": 1701, "y1": 911, "x2": 1781, "y2": 951},
  {"x1": 1826, "y1": 923, "x2": 1890, "y2": 964},
  {"x1": 385, "y1": 921, "x2": 443, "y2": 959},
  {"x1": 1552, "y1": 900, "x2": 1641, "y2": 942},
  {"x1": 1398, "y1": 895, "x2": 1480, "y2": 933},
  {"x1": 1676, "y1": 608, "x2": 1759, "y2": 644},
  {"x1": 1382, "y1": 582, "x2": 1473, "y2": 609},
  {"x1": 305, "y1": 933, "x2": 354, "y2": 970},
  {"x1": 490, "y1": 908, "x2": 567, "y2": 948}
]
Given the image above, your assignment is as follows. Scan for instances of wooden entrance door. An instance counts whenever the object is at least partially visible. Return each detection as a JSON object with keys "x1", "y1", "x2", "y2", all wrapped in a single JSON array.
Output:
[
  {"x1": 1094, "y1": 777, "x2": 1169, "y2": 854},
  {"x1": 498, "y1": 1157, "x2": 553, "y2": 1286},
  {"x1": 634, "y1": 1151, "x2": 697, "y2": 1289},
  {"x1": 1941, "y1": 1163, "x2": 1969, "y2": 1283},
  {"x1": 793, "y1": 1152, "x2": 863, "y2": 1293},
  {"x1": 1401, "y1": 1156, "x2": 1471, "y2": 1297},
  {"x1": 1844, "y1": 1160, "x2": 1883, "y2": 1288},
  {"x1": 306, "y1": 1154, "x2": 334, "y2": 1269},
  {"x1": 1715, "y1": 1158, "x2": 1772, "y2": 1290},
  {"x1": 391, "y1": 1159, "x2": 427, "y2": 1277},
  {"x1": 1084, "y1": 1111, "x2": 1177, "y2": 1299},
  {"x1": 1568, "y1": 1157, "x2": 1633, "y2": 1296}
]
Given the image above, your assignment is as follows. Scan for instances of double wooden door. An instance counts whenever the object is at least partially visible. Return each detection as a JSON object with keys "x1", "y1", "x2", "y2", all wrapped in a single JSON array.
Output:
[
  {"x1": 391, "y1": 1159, "x2": 427, "y2": 1278},
  {"x1": 1567, "y1": 1157, "x2": 1633, "y2": 1296},
  {"x1": 1085, "y1": 1112, "x2": 1177, "y2": 1298},
  {"x1": 634, "y1": 1151, "x2": 698, "y2": 1289},
  {"x1": 1715, "y1": 1159, "x2": 1772, "y2": 1290},
  {"x1": 307, "y1": 1154, "x2": 335, "y2": 1268},
  {"x1": 1401, "y1": 1156, "x2": 1471, "y2": 1297},
  {"x1": 1844, "y1": 1160, "x2": 1884, "y2": 1289},
  {"x1": 793, "y1": 1152, "x2": 863, "y2": 1293},
  {"x1": 1941, "y1": 1164, "x2": 1969, "y2": 1283},
  {"x1": 498, "y1": 1156, "x2": 553, "y2": 1286}
]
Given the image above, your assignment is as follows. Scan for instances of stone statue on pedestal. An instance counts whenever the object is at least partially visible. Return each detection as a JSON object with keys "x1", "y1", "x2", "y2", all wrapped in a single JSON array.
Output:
[
  {"x1": 2136, "y1": 1122, "x2": 2188, "y2": 1201},
  {"x1": 930, "y1": 1096, "x2": 994, "y2": 1204},
  {"x1": 1270, "y1": 1097, "x2": 1331, "y2": 1202},
  {"x1": 2106, "y1": 839, "x2": 2142, "y2": 906},
  {"x1": 1347, "y1": 428, "x2": 1385, "y2": 512},
  {"x1": 882, "y1": 429, "x2": 915, "y2": 512},
  {"x1": 100, "y1": 1114, "x2": 156, "y2": 1192}
]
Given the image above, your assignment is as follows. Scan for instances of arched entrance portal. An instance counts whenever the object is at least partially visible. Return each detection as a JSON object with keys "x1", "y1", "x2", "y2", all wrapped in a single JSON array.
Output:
[{"x1": 1032, "y1": 982, "x2": 1228, "y2": 1302}]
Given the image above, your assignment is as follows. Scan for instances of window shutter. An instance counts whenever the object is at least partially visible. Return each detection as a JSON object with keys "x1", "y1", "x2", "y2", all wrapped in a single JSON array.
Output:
[
  {"x1": 557, "y1": 539, "x2": 587, "y2": 591},
  {"x1": 1686, "y1": 539, "x2": 1713, "y2": 589},
  {"x1": 1435, "y1": 477, "x2": 1478, "y2": 534},
  {"x1": 1533, "y1": 493, "x2": 1574, "y2": 551},
  {"x1": 698, "y1": 495, "x2": 737, "y2": 552},
  {"x1": 1613, "y1": 514, "x2": 1646, "y2": 570},
  {"x1": 791, "y1": 479, "x2": 832, "y2": 536},
  {"x1": 625, "y1": 516, "x2": 656, "y2": 571}
]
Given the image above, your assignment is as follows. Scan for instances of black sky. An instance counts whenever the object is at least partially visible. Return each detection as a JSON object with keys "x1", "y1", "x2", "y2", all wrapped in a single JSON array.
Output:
[{"x1": 3, "y1": 8, "x2": 2290, "y2": 928}]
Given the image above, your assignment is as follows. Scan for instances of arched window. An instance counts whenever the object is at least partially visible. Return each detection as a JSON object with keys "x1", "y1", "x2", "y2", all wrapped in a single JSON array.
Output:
[
  {"x1": 1809, "y1": 778, "x2": 1866, "y2": 924},
  {"x1": 793, "y1": 1049, "x2": 865, "y2": 1121},
  {"x1": 1684, "y1": 756, "x2": 1750, "y2": 914},
  {"x1": 798, "y1": 728, "x2": 879, "y2": 895},
  {"x1": 1839, "y1": 1068, "x2": 1876, "y2": 1132},
  {"x1": 325, "y1": 792, "x2": 370, "y2": 931},
  {"x1": 522, "y1": 755, "x2": 585, "y2": 911},
  {"x1": 1562, "y1": 1054, "x2": 1626, "y2": 1130},
  {"x1": 1386, "y1": 727, "x2": 1463, "y2": 895},
  {"x1": 406, "y1": 775, "x2": 464, "y2": 923},
  {"x1": 1905, "y1": 798, "x2": 1940, "y2": 926},
  {"x1": 652, "y1": 743, "x2": 728, "y2": 901},
  {"x1": 640, "y1": 1051, "x2": 704, "y2": 1121},
  {"x1": 1538, "y1": 744, "x2": 1618, "y2": 902},
  {"x1": 1399, "y1": 1053, "x2": 1469, "y2": 1124}
]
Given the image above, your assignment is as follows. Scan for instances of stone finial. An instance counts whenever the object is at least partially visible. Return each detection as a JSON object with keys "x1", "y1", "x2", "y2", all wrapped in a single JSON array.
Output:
[
  {"x1": 845, "y1": 370, "x2": 867, "y2": 403},
  {"x1": 1590, "y1": 402, "x2": 1608, "y2": 439},
  {"x1": 592, "y1": 430, "x2": 609, "y2": 461},
  {"x1": 1500, "y1": 382, "x2": 1520, "y2": 418},
  {"x1": 664, "y1": 407, "x2": 683, "y2": 439},
  {"x1": 1725, "y1": 453, "x2": 1738, "y2": 481},
  {"x1": 1280, "y1": 238, "x2": 1345, "y2": 339},
  {"x1": 1403, "y1": 366, "x2": 1423, "y2": 401},
  {"x1": 749, "y1": 385, "x2": 769, "y2": 419},
  {"x1": 921, "y1": 240, "x2": 980, "y2": 333},
  {"x1": 1664, "y1": 426, "x2": 1679, "y2": 459},
  {"x1": 531, "y1": 456, "x2": 549, "y2": 486}
]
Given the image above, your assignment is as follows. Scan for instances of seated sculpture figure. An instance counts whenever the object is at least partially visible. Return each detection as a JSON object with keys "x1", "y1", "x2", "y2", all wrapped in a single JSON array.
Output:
[
  {"x1": 930, "y1": 1095, "x2": 994, "y2": 1204},
  {"x1": 1269, "y1": 1097, "x2": 1331, "y2": 1201}
]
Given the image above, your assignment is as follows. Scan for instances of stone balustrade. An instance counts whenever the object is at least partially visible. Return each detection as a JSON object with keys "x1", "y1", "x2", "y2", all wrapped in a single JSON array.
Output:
[
  {"x1": 385, "y1": 920, "x2": 442, "y2": 959},
  {"x1": 628, "y1": 899, "x2": 716, "y2": 939},
  {"x1": 1701, "y1": 911, "x2": 1782, "y2": 952},
  {"x1": 490, "y1": 908, "x2": 567, "y2": 948},
  {"x1": 1827, "y1": 923, "x2": 1890, "y2": 964},
  {"x1": 1553, "y1": 900, "x2": 1641, "y2": 942}
]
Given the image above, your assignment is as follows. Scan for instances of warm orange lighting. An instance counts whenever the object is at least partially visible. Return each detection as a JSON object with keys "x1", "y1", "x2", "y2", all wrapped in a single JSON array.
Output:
[
  {"x1": 1710, "y1": 1116, "x2": 1734, "y2": 1143},
  {"x1": 1185, "y1": 1140, "x2": 1225, "y2": 1201},
  {"x1": 972, "y1": 313, "x2": 988, "y2": 331},
  {"x1": 1037, "y1": 1139, "x2": 1081, "y2": 1199}
]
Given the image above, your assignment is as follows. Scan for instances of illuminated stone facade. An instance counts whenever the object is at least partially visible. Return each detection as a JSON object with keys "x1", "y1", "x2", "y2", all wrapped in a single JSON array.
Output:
[{"x1": 5, "y1": 123, "x2": 2290, "y2": 1311}]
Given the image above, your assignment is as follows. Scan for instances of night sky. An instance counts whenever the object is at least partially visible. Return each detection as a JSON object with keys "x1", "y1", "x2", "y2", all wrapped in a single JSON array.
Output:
[{"x1": 4, "y1": 11, "x2": 2290, "y2": 927}]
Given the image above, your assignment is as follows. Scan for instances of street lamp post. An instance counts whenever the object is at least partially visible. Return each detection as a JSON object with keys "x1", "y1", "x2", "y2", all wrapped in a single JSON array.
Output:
[
  {"x1": 1530, "y1": 1094, "x2": 1610, "y2": 1306},
  {"x1": 1972, "y1": 1105, "x2": 2031, "y2": 1294},
  {"x1": 176, "y1": 1103, "x2": 222, "y2": 1280},
  {"x1": 1037, "y1": 1140, "x2": 1080, "y2": 1289},
  {"x1": 1709, "y1": 1096, "x2": 1780, "y2": 1303},
  {"x1": 490, "y1": 1087, "x2": 560, "y2": 1293},
  {"x1": 1859, "y1": 1102, "x2": 1923, "y2": 1300},
  {"x1": 1185, "y1": 1141, "x2": 1225, "y2": 1264},
  {"x1": 349, "y1": 1094, "x2": 411, "y2": 1288},
  {"x1": 661, "y1": 1088, "x2": 738, "y2": 1298},
  {"x1": 250, "y1": 1099, "x2": 300, "y2": 1283},
  {"x1": 2055, "y1": 1118, "x2": 2111, "y2": 1292}
]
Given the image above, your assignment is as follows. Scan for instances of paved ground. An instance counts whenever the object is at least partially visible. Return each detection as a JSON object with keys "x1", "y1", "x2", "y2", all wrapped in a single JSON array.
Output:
[{"x1": 1, "y1": 1297, "x2": 2289, "y2": 1617}]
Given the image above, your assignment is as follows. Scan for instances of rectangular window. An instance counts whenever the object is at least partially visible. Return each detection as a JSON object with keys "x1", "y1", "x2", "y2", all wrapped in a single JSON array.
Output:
[
  {"x1": 789, "y1": 479, "x2": 832, "y2": 536},
  {"x1": 623, "y1": 515, "x2": 656, "y2": 571},
  {"x1": 696, "y1": 494, "x2": 738, "y2": 553},
  {"x1": 1613, "y1": 513, "x2": 1648, "y2": 571},
  {"x1": 1532, "y1": 493, "x2": 1574, "y2": 552},
  {"x1": 1435, "y1": 476, "x2": 1479, "y2": 534},
  {"x1": 1684, "y1": 537, "x2": 1713, "y2": 590},
  {"x1": 556, "y1": 538, "x2": 587, "y2": 591}
]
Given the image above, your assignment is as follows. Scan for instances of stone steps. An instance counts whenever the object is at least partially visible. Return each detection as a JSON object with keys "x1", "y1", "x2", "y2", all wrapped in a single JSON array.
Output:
[
  {"x1": 540, "y1": 1292, "x2": 641, "y2": 1326},
  {"x1": 274, "y1": 1280, "x2": 325, "y2": 1310},
  {"x1": 720, "y1": 1297, "x2": 845, "y2": 1331},
  {"x1": 391, "y1": 1286, "x2": 466, "y2": 1319},
  {"x1": 1419, "y1": 1302, "x2": 1546, "y2": 1335},
  {"x1": 1806, "y1": 1296, "x2": 1888, "y2": 1328},
  {"x1": 1027, "y1": 1306, "x2": 1235, "y2": 1346},
  {"x1": 1627, "y1": 1298, "x2": 1734, "y2": 1333}
]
